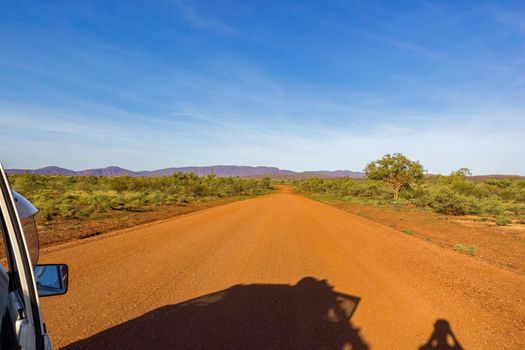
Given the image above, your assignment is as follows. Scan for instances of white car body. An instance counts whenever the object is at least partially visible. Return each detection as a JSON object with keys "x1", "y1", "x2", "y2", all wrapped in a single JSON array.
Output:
[{"x1": 0, "y1": 164, "x2": 68, "y2": 350}]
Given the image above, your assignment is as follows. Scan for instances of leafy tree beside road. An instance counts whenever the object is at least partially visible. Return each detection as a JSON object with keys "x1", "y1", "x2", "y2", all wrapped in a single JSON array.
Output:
[{"x1": 365, "y1": 153, "x2": 424, "y2": 200}]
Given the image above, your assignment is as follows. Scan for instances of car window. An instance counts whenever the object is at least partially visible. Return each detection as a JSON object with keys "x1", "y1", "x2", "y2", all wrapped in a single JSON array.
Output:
[
  {"x1": 0, "y1": 223, "x2": 8, "y2": 271},
  {"x1": 20, "y1": 216, "x2": 39, "y2": 266}
]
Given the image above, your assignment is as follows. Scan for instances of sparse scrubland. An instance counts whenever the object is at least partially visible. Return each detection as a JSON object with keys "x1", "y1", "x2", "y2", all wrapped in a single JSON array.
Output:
[
  {"x1": 295, "y1": 154, "x2": 525, "y2": 271},
  {"x1": 9, "y1": 173, "x2": 273, "y2": 245},
  {"x1": 295, "y1": 162, "x2": 525, "y2": 221}
]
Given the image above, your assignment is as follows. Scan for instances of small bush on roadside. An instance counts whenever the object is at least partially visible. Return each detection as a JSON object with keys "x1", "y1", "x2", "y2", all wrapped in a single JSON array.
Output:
[
  {"x1": 409, "y1": 187, "x2": 434, "y2": 208},
  {"x1": 506, "y1": 203, "x2": 525, "y2": 217},
  {"x1": 400, "y1": 228, "x2": 416, "y2": 235},
  {"x1": 453, "y1": 244, "x2": 477, "y2": 256},
  {"x1": 431, "y1": 189, "x2": 472, "y2": 215},
  {"x1": 480, "y1": 199, "x2": 505, "y2": 216},
  {"x1": 495, "y1": 217, "x2": 512, "y2": 226},
  {"x1": 89, "y1": 193, "x2": 113, "y2": 213},
  {"x1": 479, "y1": 216, "x2": 489, "y2": 222}
]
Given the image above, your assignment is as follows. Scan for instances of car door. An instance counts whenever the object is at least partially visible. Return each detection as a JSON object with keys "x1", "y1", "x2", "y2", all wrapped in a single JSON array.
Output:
[{"x1": 0, "y1": 163, "x2": 48, "y2": 350}]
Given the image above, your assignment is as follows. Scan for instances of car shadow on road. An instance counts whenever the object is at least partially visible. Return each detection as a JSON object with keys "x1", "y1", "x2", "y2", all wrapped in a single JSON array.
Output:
[{"x1": 63, "y1": 277, "x2": 369, "y2": 350}]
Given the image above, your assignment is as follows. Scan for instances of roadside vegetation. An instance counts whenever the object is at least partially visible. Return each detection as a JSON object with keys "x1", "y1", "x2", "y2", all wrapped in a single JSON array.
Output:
[
  {"x1": 10, "y1": 173, "x2": 273, "y2": 222},
  {"x1": 295, "y1": 154, "x2": 525, "y2": 271},
  {"x1": 400, "y1": 228, "x2": 416, "y2": 236},
  {"x1": 295, "y1": 154, "x2": 525, "y2": 221},
  {"x1": 453, "y1": 244, "x2": 477, "y2": 256}
]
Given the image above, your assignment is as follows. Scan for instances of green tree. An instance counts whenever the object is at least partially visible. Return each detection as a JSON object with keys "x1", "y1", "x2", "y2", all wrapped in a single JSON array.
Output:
[
  {"x1": 260, "y1": 176, "x2": 272, "y2": 189},
  {"x1": 364, "y1": 153, "x2": 424, "y2": 200},
  {"x1": 450, "y1": 168, "x2": 472, "y2": 179}
]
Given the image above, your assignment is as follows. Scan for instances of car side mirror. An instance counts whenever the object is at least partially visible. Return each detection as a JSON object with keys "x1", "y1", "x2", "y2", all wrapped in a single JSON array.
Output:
[{"x1": 34, "y1": 264, "x2": 69, "y2": 297}]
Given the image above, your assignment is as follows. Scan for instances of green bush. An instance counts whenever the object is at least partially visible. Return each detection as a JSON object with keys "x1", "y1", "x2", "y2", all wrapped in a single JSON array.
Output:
[
  {"x1": 431, "y1": 189, "x2": 474, "y2": 215},
  {"x1": 480, "y1": 199, "x2": 505, "y2": 216},
  {"x1": 453, "y1": 244, "x2": 477, "y2": 256},
  {"x1": 400, "y1": 228, "x2": 416, "y2": 235},
  {"x1": 409, "y1": 187, "x2": 434, "y2": 208},
  {"x1": 495, "y1": 217, "x2": 512, "y2": 226},
  {"x1": 507, "y1": 203, "x2": 525, "y2": 217},
  {"x1": 89, "y1": 193, "x2": 113, "y2": 213}
]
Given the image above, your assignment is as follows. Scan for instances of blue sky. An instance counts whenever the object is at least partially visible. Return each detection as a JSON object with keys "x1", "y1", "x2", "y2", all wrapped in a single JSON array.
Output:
[{"x1": 1, "y1": 1, "x2": 524, "y2": 174}]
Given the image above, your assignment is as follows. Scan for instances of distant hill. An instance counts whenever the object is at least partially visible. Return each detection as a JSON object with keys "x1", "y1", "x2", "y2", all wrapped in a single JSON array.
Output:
[
  {"x1": 7, "y1": 166, "x2": 77, "y2": 176},
  {"x1": 76, "y1": 166, "x2": 136, "y2": 177},
  {"x1": 6, "y1": 165, "x2": 365, "y2": 179},
  {"x1": 469, "y1": 174, "x2": 525, "y2": 181}
]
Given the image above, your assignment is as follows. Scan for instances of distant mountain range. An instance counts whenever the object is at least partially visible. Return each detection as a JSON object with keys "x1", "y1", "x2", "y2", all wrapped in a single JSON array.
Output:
[{"x1": 6, "y1": 165, "x2": 365, "y2": 179}]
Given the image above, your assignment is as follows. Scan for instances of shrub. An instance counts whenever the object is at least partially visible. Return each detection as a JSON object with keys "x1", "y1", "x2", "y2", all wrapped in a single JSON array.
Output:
[
  {"x1": 431, "y1": 189, "x2": 471, "y2": 215},
  {"x1": 450, "y1": 178, "x2": 476, "y2": 196},
  {"x1": 480, "y1": 199, "x2": 505, "y2": 216},
  {"x1": 413, "y1": 195, "x2": 434, "y2": 208},
  {"x1": 495, "y1": 217, "x2": 512, "y2": 226},
  {"x1": 260, "y1": 176, "x2": 272, "y2": 189},
  {"x1": 479, "y1": 216, "x2": 489, "y2": 222},
  {"x1": 507, "y1": 203, "x2": 525, "y2": 217},
  {"x1": 400, "y1": 228, "x2": 416, "y2": 235},
  {"x1": 109, "y1": 176, "x2": 131, "y2": 192},
  {"x1": 453, "y1": 244, "x2": 477, "y2": 256},
  {"x1": 122, "y1": 192, "x2": 147, "y2": 211},
  {"x1": 145, "y1": 192, "x2": 165, "y2": 205},
  {"x1": 408, "y1": 187, "x2": 433, "y2": 207},
  {"x1": 89, "y1": 193, "x2": 113, "y2": 213}
]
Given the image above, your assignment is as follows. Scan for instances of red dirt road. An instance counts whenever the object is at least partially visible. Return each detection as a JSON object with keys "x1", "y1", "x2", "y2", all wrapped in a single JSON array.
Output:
[{"x1": 41, "y1": 188, "x2": 525, "y2": 349}]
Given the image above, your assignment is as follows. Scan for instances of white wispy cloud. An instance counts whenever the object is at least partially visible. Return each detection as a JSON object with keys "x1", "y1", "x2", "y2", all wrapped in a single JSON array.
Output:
[
  {"x1": 1, "y1": 1, "x2": 524, "y2": 174},
  {"x1": 170, "y1": 0, "x2": 234, "y2": 34}
]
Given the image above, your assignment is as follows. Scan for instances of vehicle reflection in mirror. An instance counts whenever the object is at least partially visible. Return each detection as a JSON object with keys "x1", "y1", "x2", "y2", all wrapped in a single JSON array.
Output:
[{"x1": 34, "y1": 264, "x2": 69, "y2": 297}]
